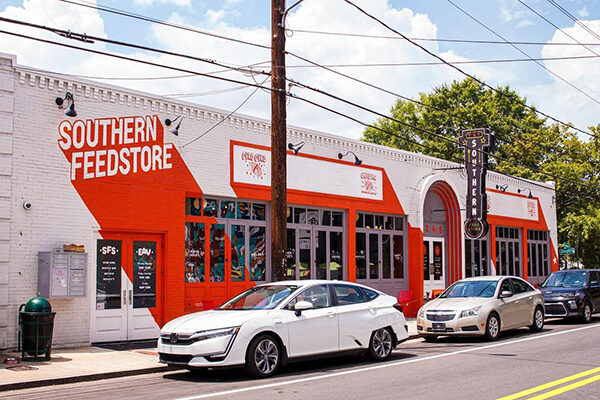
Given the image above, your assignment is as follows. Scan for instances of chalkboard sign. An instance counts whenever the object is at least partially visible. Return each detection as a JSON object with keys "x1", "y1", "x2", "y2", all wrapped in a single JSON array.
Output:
[
  {"x1": 96, "y1": 239, "x2": 122, "y2": 310},
  {"x1": 132, "y1": 241, "x2": 156, "y2": 308}
]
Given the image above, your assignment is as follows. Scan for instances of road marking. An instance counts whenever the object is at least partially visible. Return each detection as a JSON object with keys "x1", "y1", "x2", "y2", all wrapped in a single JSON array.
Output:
[
  {"x1": 174, "y1": 323, "x2": 600, "y2": 400},
  {"x1": 528, "y1": 374, "x2": 600, "y2": 400},
  {"x1": 497, "y1": 366, "x2": 600, "y2": 400}
]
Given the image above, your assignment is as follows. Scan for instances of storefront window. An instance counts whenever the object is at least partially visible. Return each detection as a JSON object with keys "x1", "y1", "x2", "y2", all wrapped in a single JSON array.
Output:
[
  {"x1": 393, "y1": 234, "x2": 404, "y2": 279},
  {"x1": 220, "y1": 201, "x2": 236, "y2": 218},
  {"x1": 356, "y1": 232, "x2": 367, "y2": 279},
  {"x1": 204, "y1": 198, "x2": 218, "y2": 217},
  {"x1": 185, "y1": 197, "x2": 202, "y2": 216},
  {"x1": 249, "y1": 226, "x2": 266, "y2": 281},
  {"x1": 210, "y1": 224, "x2": 225, "y2": 282},
  {"x1": 231, "y1": 225, "x2": 245, "y2": 282},
  {"x1": 496, "y1": 226, "x2": 521, "y2": 277},
  {"x1": 465, "y1": 238, "x2": 488, "y2": 278},
  {"x1": 330, "y1": 231, "x2": 344, "y2": 280},
  {"x1": 285, "y1": 229, "x2": 296, "y2": 279},
  {"x1": 528, "y1": 230, "x2": 549, "y2": 284},
  {"x1": 185, "y1": 222, "x2": 205, "y2": 282}
]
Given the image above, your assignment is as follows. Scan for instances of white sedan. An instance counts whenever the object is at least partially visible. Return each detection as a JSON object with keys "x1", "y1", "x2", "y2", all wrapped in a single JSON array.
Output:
[{"x1": 158, "y1": 280, "x2": 409, "y2": 377}]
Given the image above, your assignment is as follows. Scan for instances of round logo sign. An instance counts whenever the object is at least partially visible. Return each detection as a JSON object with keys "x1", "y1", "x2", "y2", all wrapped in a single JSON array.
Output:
[{"x1": 465, "y1": 219, "x2": 488, "y2": 240}]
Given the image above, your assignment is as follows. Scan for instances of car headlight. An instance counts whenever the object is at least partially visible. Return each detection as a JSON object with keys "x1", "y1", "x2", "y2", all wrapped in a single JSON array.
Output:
[
  {"x1": 189, "y1": 327, "x2": 240, "y2": 341},
  {"x1": 418, "y1": 308, "x2": 425, "y2": 318},
  {"x1": 459, "y1": 306, "x2": 482, "y2": 319}
]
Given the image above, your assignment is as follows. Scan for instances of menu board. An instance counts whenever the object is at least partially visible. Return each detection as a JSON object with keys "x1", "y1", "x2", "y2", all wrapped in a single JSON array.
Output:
[
  {"x1": 96, "y1": 239, "x2": 122, "y2": 310},
  {"x1": 132, "y1": 241, "x2": 156, "y2": 308},
  {"x1": 433, "y1": 241, "x2": 443, "y2": 280}
]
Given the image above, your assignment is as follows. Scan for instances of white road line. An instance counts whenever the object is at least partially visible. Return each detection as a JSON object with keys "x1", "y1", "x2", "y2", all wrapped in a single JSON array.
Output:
[{"x1": 174, "y1": 323, "x2": 600, "y2": 400}]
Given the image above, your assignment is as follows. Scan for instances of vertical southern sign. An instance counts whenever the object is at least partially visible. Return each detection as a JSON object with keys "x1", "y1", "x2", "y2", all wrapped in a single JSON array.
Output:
[
  {"x1": 459, "y1": 128, "x2": 493, "y2": 240},
  {"x1": 132, "y1": 241, "x2": 156, "y2": 308},
  {"x1": 96, "y1": 239, "x2": 122, "y2": 310}
]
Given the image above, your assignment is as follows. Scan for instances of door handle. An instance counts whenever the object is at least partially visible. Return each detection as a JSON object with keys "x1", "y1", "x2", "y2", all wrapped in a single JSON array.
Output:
[
  {"x1": 123, "y1": 290, "x2": 126, "y2": 306},
  {"x1": 326, "y1": 312, "x2": 335, "y2": 318},
  {"x1": 129, "y1": 289, "x2": 132, "y2": 305}
]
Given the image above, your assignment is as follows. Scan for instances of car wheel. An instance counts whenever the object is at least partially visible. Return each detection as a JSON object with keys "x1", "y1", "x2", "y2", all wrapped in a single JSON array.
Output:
[
  {"x1": 423, "y1": 335, "x2": 438, "y2": 342},
  {"x1": 368, "y1": 327, "x2": 394, "y2": 361},
  {"x1": 580, "y1": 302, "x2": 593, "y2": 324},
  {"x1": 529, "y1": 306, "x2": 544, "y2": 332},
  {"x1": 244, "y1": 334, "x2": 281, "y2": 378},
  {"x1": 485, "y1": 313, "x2": 501, "y2": 341}
]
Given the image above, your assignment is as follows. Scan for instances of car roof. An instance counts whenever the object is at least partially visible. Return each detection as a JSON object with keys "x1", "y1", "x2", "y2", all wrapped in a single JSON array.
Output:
[
  {"x1": 459, "y1": 276, "x2": 505, "y2": 282},
  {"x1": 257, "y1": 280, "x2": 382, "y2": 292}
]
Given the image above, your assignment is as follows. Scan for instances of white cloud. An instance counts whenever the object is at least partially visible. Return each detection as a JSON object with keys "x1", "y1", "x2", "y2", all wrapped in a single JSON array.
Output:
[
  {"x1": 516, "y1": 19, "x2": 534, "y2": 28},
  {"x1": 134, "y1": 0, "x2": 191, "y2": 6},
  {"x1": 577, "y1": 6, "x2": 589, "y2": 18},
  {"x1": 524, "y1": 20, "x2": 600, "y2": 134},
  {"x1": 206, "y1": 9, "x2": 226, "y2": 24}
]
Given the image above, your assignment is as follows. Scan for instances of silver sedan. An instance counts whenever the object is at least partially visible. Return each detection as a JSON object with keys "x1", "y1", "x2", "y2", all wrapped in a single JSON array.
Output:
[{"x1": 417, "y1": 276, "x2": 544, "y2": 341}]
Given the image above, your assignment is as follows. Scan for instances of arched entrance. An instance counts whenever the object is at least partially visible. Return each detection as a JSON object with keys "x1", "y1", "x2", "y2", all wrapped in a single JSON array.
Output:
[{"x1": 422, "y1": 181, "x2": 461, "y2": 299}]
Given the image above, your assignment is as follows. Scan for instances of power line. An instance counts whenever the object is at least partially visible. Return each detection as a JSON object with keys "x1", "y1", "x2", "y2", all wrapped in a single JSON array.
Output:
[
  {"x1": 285, "y1": 28, "x2": 600, "y2": 46},
  {"x1": 518, "y1": 1, "x2": 600, "y2": 59},
  {"x1": 342, "y1": 0, "x2": 596, "y2": 139},
  {"x1": 1, "y1": 28, "x2": 593, "y2": 193},
  {"x1": 181, "y1": 76, "x2": 270, "y2": 148},
  {"x1": 57, "y1": 0, "x2": 597, "y2": 139},
  {"x1": 0, "y1": 16, "x2": 270, "y2": 78},
  {"x1": 546, "y1": 0, "x2": 600, "y2": 42},
  {"x1": 56, "y1": 0, "x2": 271, "y2": 50},
  {"x1": 445, "y1": 0, "x2": 600, "y2": 108}
]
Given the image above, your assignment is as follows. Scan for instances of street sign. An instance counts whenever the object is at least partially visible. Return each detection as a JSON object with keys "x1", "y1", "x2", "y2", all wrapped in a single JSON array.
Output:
[{"x1": 559, "y1": 248, "x2": 575, "y2": 255}]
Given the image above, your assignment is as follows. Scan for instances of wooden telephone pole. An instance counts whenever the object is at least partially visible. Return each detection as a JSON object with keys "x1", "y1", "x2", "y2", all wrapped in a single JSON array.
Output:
[{"x1": 271, "y1": 0, "x2": 287, "y2": 281}]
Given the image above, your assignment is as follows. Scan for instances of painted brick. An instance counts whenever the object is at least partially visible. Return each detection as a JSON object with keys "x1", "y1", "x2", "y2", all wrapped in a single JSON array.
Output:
[
  {"x1": 0, "y1": 262, "x2": 7, "y2": 284},
  {"x1": 0, "y1": 175, "x2": 11, "y2": 197},
  {"x1": 0, "y1": 284, "x2": 7, "y2": 306},
  {"x1": 0, "y1": 134, "x2": 12, "y2": 154},
  {"x1": 0, "y1": 113, "x2": 12, "y2": 134},
  {"x1": 0, "y1": 220, "x2": 8, "y2": 241},
  {"x1": 0, "y1": 307, "x2": 7, "y2": 327},
  {"x1": 0, "y1": 242, "x2": 7, "y2": 262},
  {"x1": 0, "y1": 155, "x2": 10, "y2": 176},
  {"x1": 0, "y1": 198, "x2": 9, "y2": 219},
  {"x1": 0, "y1": 94, "x2": 13, "y2": 113}
]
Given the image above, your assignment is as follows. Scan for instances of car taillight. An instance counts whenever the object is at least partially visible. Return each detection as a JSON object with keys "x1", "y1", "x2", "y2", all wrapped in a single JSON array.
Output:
[{"x1": 393, "y1": 303, "x2": 403, "y2": 313}]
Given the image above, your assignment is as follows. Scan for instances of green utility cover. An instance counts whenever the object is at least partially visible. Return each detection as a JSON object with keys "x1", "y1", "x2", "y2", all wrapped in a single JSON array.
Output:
[{"x1": 24, "y1": 297, "x2": 52, "y2": 313}]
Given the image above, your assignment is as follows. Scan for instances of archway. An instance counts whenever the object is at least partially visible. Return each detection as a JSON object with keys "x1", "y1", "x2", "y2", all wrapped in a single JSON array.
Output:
[{"x1": 422, "y1": 181, "x2": 462, "y2": 298}]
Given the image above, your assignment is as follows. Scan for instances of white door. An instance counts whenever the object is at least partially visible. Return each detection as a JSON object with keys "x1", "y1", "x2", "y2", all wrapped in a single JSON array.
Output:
[
  {"x1": 284, "y1": 284, "x2": 339, "y2": 357},
  {"x1": 92, "y1": 234, "x2": 162, "y2": 343},
  {"x1": 423, "y1": 238, "x2": 445, "y2": 299},
  {"x1": 332, "y1": 284, "x2": 373, "y2": 350}
]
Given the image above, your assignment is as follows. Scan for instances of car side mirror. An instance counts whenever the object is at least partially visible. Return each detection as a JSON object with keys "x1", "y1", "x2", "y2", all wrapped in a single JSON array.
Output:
[
  {"x1": 591, "y1": 280, "x2": 600, "y2": 287},
  {"x1": 294, "y1": 300, "x2": 314, "y2": 316},
  {"x1": 499, "y1": 290, "x2": 513, "y2": 299}
]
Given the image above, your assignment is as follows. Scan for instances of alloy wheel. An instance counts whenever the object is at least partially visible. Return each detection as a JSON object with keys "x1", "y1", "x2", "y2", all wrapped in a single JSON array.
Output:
[
  {"x1": 584, "y1": 303, "x2": 592, "y2": 323},
  {"x1": 373, "y1": 328, "x2": 393, "y2": 358},
  {"x1": 535, "y1": 309, "x2": 544, "y2": 329},
  {"x1": 254, "y1": 338, "x2": 279, "y2": 375},
  {"x1": 487, "y1": 315, "x2": 499, "y2": 339}
]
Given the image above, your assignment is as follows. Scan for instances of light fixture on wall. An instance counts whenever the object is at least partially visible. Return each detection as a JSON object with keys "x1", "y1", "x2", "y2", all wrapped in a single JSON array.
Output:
[
  {"x1": 55, "y1": 92, "x2": 77, "y2": 117},
  {"x1": 164, "y1": 115, "x2": 183, "y2": 136},
  {"x1": 518, "y1": 188, "x2": 533, "y2": 198},
  {"x1": 495, "y1": 184, "x2": 508, "y2": 192},
  {"x1": 338, "y1": 151, "x2": 362, "y2": 166},
  {"x1": 287, "y1": 141, "x2": 304, "y2": 155}
]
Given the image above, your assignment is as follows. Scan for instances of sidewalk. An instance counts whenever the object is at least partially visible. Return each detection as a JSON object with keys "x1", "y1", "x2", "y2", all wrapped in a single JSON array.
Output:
[{"x1": 0, "y1": 319, "x2": 418, "y2": 392}]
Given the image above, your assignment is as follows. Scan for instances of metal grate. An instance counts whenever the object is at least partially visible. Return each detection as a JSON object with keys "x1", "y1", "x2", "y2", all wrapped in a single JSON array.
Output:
[
  {"x1": 159, "y1": 353, "x2": 193, "y2": 364},
  {"x1": 426, "y1": 313, "x2": 456, "y2": 322},
  {"x1": 544, "y1": 303, "x2": 567, "y2": 317}
]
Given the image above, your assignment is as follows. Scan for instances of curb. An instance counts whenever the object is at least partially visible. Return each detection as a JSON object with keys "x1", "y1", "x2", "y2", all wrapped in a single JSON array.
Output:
[{"x1": 0, "y1": 365, "x2": 182, "y2": 392}]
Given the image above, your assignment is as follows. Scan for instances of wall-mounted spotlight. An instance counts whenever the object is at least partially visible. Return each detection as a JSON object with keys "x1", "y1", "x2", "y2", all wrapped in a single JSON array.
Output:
[
  {"x1": 518, "y1": 188, "x2": 533, "y2": 198},
  {"x1": 338, "y1": 151, "x2": 362, "y2": 166},
  {"x1": 55, "y1": 92, "x2": 77, "y2": 117},
  {"x1": 495, "y1": 184, "x2": 508, "y2": 192},
  {"x1": 287, "y1": 141, "x2": 304, "y2": 155},
  {"x1": 164, "y1": 115, "x2": 183, "y2": 136}
]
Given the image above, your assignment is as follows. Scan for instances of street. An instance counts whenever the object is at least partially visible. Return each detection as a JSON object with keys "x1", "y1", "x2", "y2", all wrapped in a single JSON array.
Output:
[{"x1": 4, "y1": 318, "x2": 600, "y2": 400}]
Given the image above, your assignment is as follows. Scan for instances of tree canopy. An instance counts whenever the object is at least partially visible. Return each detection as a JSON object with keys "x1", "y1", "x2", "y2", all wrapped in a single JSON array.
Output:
[{"x1": 362, "y1": 77, "x2": 600, "y2": 268}]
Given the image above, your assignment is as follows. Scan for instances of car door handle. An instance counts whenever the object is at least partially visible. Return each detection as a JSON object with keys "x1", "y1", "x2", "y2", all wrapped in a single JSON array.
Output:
[{"x1": 326, "y1": 311, "x2": 335, "y2": 318}]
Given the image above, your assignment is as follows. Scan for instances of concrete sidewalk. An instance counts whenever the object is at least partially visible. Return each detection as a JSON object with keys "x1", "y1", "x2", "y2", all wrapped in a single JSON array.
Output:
[{"x1": 0, "y1": 319, "x2": 418, "y2": 391}]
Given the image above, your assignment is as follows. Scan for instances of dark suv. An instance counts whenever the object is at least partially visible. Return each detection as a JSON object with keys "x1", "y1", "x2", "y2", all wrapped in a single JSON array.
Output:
[{"x1": 541, "y1": 269, "x2": 600, "y2": 323}]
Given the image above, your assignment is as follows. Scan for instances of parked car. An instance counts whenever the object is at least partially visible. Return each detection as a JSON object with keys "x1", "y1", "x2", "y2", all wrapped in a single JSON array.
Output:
[
  {"x1": 541, "y1": 269, "x2": 600, "y2": 323},
  {"x1": 158, "y1": 280, "x2": 409, "y2": 377},
  {"x1": 417, "y1": 276, "x2": 544, "y2": 341}
]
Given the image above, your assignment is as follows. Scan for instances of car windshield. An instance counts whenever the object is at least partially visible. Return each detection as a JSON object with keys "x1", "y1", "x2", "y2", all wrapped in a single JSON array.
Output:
[
  {"x1": 542, "y1": 271, "x2": 588, "y2": 288},
  {"x1": 217, "y1": 285, "x2": 299, "y2": 310},
  {"x1": 439, "y1": 280, "x2": 498, "y2": 298}
]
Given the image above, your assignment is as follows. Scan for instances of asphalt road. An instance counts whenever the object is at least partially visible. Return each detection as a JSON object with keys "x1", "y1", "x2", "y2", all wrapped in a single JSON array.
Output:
[{"x1": 4, "y1": 318, "x2": 600, "y2": 400}]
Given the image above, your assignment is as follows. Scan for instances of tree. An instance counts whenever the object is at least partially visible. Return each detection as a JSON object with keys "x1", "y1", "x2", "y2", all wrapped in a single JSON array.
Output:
[{"x1": 362, "y1": 77, "x2": 600, "y2": 268}]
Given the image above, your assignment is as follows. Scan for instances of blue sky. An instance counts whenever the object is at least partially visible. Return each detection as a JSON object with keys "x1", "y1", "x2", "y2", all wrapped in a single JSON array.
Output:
[{"x1": 1, "y1": 0, "x2": 599, "y2": 139}]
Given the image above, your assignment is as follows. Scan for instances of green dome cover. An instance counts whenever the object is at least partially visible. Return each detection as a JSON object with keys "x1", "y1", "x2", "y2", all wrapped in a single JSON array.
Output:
[{"x1": 24, "y1": 297, "x2": 52, "y2": 313}]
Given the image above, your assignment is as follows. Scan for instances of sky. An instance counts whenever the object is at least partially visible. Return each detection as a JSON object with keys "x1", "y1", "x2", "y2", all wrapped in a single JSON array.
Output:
[{"x1": 1, "y1": 0, "x2": 599, "y2": 140}]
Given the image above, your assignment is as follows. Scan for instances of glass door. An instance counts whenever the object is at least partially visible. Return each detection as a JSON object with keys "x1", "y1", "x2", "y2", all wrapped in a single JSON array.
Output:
[
  {"x1": 285, "y1": 227, "x2": 345, "y2": 281},
  {"x1": 423, "y1": 238, "x2": 445, "y2": 299}
]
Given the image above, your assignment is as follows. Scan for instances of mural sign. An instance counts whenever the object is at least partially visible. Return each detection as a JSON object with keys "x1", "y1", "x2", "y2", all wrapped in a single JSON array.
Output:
[{"x1": 459, "y1": 128, "x2": 493, "y2": 240}]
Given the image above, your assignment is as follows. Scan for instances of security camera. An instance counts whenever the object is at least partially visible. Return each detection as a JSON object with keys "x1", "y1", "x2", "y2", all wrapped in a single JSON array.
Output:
[{"x1": 23, "y1": 201, "x2": 32, "y2": 210}]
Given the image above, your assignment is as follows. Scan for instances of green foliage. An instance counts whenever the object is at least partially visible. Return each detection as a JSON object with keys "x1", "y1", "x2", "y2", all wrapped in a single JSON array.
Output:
[{"x1": 362, "y1": 77, "x2": 600, "y2": 268}]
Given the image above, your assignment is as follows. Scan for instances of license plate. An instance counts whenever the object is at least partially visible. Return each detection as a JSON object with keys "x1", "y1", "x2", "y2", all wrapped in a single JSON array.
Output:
[{"x1": 432, "y1": 323, "x2": 446, "y2": 331}]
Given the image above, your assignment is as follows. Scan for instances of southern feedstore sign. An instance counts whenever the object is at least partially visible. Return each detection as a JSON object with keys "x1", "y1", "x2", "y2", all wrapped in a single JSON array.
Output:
[{"x1": 58, "y1": 115, "x2": 174, "y2": 180}]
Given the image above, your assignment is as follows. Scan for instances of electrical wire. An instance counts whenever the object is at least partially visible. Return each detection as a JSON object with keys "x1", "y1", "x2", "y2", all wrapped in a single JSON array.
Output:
[
  {"x1": 0, "y1": 16, "x2": 270, "y2": 78},
  {"x1": 1, "y1": 28, "x2": 593, "y2": 193},
  {"x1": 181, "y1": 76, "x2": 271, "y2": 148},
  {"x1": 342, "y1": 0, "x2": 597, "y2": 139},
  {"x1": 55, "y1": 0, "x2": 596, "y2": 139},
  {"x1": 546, "y1": 0, "x2": 600, "y2": 42},
  {"x1": 285, "y1": 27, "x2": 600, "y2": 47},
  {"x1": 445, "y1": 0, "x2": 600, "y2": 108}
]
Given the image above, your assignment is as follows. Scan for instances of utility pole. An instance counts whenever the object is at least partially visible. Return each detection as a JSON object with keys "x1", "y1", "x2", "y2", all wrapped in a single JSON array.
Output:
[{"x1": 271, "y1": 0, "x2": 287, "y2": 281}]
